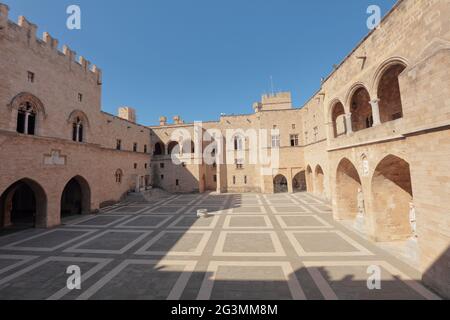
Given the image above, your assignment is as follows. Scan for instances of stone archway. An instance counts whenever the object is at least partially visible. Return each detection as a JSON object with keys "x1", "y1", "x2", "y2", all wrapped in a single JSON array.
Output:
[
  {"x1": 371, "y1": 155, "x2": 413, "y2": 241},
  {"x1": 167, "y1": 141, "x2": 180, "y2": 155},
  {"x1": 377, "y1": 64, "x2": 406, "y2": 122},
  {"x1": 293, "y1": 171, "x2": 307, "y2": 192},
  {"x1": 0, "y1": 178, "x2": 47, "y2": 229},
  {"x1": 273, "y1": 175, "x2": 288, "y2": 193},
  {"x1": 350, "y1": 87, "x2": 372, "y2": 132},
  {"x1": 61, "y1": 176, "x2": 91, "y2": 218},
  {"x1": 153, "y1": 142, "x2": 165, "y2": 155},
  {"x1": 331, "y1": 101, "x2": 346, "y2": 137},
  {"x1": 315, "y1": 165, "x2": 325, "y2": 195},
  {"x1": 335, "y1": 158, "x2": 362, "y2": 220}
]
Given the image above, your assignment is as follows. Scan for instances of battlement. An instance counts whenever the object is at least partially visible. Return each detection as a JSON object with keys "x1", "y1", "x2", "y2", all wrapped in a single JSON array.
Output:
[
  {"x1": 255, "y1": 92, "x2": 292, "y2": 112},
  {"x1": 0, "y1": 3, "x2": 102, "y2": 86}
]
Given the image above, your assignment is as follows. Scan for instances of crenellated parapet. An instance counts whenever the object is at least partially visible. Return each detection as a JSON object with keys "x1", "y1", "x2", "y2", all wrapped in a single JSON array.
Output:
[{"x1": 0, "y1": 3, "x2": 102, "y2": 85}]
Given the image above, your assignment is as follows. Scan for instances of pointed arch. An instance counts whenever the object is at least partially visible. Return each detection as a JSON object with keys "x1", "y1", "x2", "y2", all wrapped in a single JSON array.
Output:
[
  {"x1": 0, "y1": 178, "x2": 47, "y2": 229},
  {"x1": 335, "y1": 158, "x2": 362, "y2": 220},
  {"x1": 371, "y1": 154, "x2": 413, "y2": 241},
  {"x1": 61, "y1": 175, "x2": 91, "y2": 217}
]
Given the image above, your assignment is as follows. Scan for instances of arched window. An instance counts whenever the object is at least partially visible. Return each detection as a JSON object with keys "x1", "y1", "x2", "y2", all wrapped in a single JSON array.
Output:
[
  {"x1": 350, "y1": 87, "x2": 372, "y2": 132},
  {"x1": 115, "y1": 169, "x2": 123, "y2": 183},
  {"x1": 72, "y1": 117, "x2": 84, "y2": 142},
  {"x1": 17, "y1": 102, "x2": 37, "y2": 135},
  {"x1": 377, "y1": 64, "x2": 406, "y2": 122},
  {"x1": 331, "y1": 101, "x2": 346, "y2": 137},
  {"x1": 167, "y1": 141, "x2": 180, "y2": 155}
]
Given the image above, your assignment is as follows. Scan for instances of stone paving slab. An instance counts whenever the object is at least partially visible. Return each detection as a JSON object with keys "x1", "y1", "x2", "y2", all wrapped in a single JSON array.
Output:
[{"x1": 0, "y1": 193, "x2": 442, "y2": 300}]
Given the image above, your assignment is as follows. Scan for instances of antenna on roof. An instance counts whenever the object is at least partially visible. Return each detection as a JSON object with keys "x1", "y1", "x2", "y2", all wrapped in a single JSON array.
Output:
[{"x1": 270, "y1": 75, "x2": 275, "y2": 96}]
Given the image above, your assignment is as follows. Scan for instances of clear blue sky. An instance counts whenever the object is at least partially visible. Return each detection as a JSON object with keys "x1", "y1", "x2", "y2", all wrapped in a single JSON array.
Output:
[{"x1": 6, "y1": 0, "x2": 397, "y2": 125}]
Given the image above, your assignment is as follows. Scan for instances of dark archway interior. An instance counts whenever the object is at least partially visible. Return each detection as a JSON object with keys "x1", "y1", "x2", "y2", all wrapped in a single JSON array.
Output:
[
  {"x1": 273, "y1": 175, "x2": 288, "y2": 193},
  {"x1": 378, "y1": 64, "x2": 406, "y2": 123},
  {"x1": 154, "y1": 142, "x2": 165, "y2": 155},
  {"x1": 10, "y1": 183, "x2": 36, "y2": 227},
  {"x1": 351, "y1": 87, "x2": 372, "y2": 132},
  {"x1": 293, "y1": 171, "x2": 307, "y2": 192},
  {"x1": 61, "y1": 178, "x2": 83, "y2": 217}
]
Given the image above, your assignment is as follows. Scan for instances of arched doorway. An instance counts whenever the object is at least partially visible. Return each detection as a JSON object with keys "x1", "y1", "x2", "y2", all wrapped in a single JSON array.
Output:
[
  {"x1": 377, "y1": 63, "x2": 406, "y2": 122},
  {"x1": 0, "y1": 179, "x2": 47, "y2": 230},
  {"x1": 335, "y1": 158, "x2": 362, "y2": 220},
  {"x1": 273, "y1": 175, "x2": 288, "y2": 193},
  {"x1": 293, "y1": 171, "x2": 307, "y2": 192},
  {"x1": 331, "y1": 101, "x2": 346, "y2": 137},
  {"x1": 306, "y1": 165, "x2": 314, "y2": 193},
  {"x1": 350, "y1": 87, "x2": 372, "y2": 132},
  {"x1": 371, "y1": 155, "x2": 413, "y2": 241},
  {"x1": 315, "y1": 165, "x2": 325, "y2": 195},
  {"x1": 61, "y1": 176, "x2": 91, "y2": 218}
]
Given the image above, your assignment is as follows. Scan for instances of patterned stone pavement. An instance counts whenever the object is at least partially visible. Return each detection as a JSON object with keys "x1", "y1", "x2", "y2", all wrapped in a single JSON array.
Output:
[{"x1": 0, "y1": 193, "x2": 442, "y2": 300}]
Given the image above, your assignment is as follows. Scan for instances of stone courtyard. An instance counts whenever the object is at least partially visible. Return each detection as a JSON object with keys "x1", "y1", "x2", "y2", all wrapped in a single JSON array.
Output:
[{"x1": 0, "y1": 193, "x2": 441, "y2": 300}]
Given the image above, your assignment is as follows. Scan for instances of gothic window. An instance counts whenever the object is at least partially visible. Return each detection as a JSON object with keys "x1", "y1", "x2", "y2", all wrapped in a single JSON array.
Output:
[
  {"x1": 17, "y1": 102, "x2": 37, "y2": 135},
  {"x1": 72, "y1": 117, "x2": 84, "y2": 142}
]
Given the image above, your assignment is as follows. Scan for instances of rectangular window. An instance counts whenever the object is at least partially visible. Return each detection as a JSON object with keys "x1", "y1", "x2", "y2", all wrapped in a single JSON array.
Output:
[
  {"x1": 116, "y1": 139, "x2": 122, "y2": 150},
  {"x1": 27, "y1": 71, "x2": 35, "y2": 83},
  {"x1": 161, "y1": 174, "x2": 164, "y2": 180},
  {"x1": 176, "y1": 179, "x2": 179, "y2": 186},
  {"x1": 244, "y1": 176, "x2": 247, "y2": 184},
  {"x1": 133, "y1": 143, "x2": 138, "y2": 152},
  {"x1": 144, "y1": 145, "x2": 148, "y2": 153},
  {"x1": 134, "y1": 163, "x2": 137, "y2": 169},
  {"x1": 145, "y1": 163, "x2": 148, "y2": 169},
  {"x1": 271, "y1": 135, "x2": 280, "y2": 148},
  {"x1": 235, "y1": 159, "x2": 244, "y2": 170},
  {"x1": 290, "y1": 134, "x2": 299, "y2": 147},
  {"x1": 78, "y1": 93, "x2": 83, "y2": 102},
  {"x1": 160, "y1": 163, "x2": 164, "y2": 169},
  {"x1": 232, "y1": 176, "x2": 236, "y2": 185},
  {"x1": 213, "y1": 175, "x2": 217, "y2": 182}
]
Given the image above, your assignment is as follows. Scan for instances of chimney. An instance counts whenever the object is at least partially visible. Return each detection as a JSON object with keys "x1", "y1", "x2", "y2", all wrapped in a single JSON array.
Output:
[
  {"x1": 159, "y1": 116, "x2": 167, "y2": 126},
  {"x1": 173, "y1": 115, "x2": 184, "y2": 125}
]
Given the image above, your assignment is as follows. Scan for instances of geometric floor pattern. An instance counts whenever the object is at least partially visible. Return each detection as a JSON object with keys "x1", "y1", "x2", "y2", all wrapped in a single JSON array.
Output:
[{"x1": 0, "y1": 193, "x2": 442, "y2": 300}]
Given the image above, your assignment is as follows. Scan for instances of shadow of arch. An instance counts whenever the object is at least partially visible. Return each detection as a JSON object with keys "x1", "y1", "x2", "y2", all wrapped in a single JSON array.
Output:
[
  {"x1": 273, "y1": 174, "x2": 288, "y2": 193},
  {"x1": 306, "y1": 165, "x2": 314, "y2": 193},
  {"x1": 371, "y1": 154, "x2": 413, "y2": 241},
  {"x1": 315, "y1": 165, "x2": 325, "y2": 196},
  {"x1": 0, "y1": 178, "x2": 47, "y2": 230},
  {"x1": 335, "y1": 158, "x2": 362, "y2": 220},
  {"x1": 293, "y1": 171, "x2": 307, "y2": 192},
  {"x1": 61, "y1": 176, "x2": 91, "y2": 217}
]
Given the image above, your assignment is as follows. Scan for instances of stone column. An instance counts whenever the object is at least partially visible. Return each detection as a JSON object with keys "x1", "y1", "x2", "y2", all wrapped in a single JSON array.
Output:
[
  {"x1": 370, "y1": 98, "x2": 381, "y2": 126},
  {"x1": 24, "y1": 111, "x2": 30, "y2": 135},
  {"x1": 344, "y1": 113, "x2": 353, "y2": 135}
]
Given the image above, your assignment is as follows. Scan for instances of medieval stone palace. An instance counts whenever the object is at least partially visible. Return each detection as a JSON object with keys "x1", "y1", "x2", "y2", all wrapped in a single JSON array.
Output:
[{"x1": 0, "y1": 0, "x2": 449, "y2": 298}]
